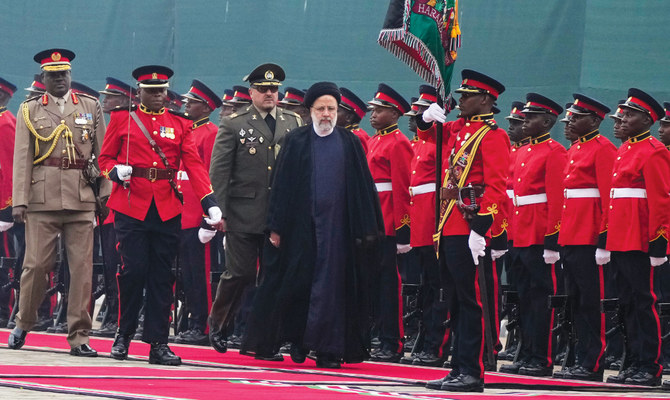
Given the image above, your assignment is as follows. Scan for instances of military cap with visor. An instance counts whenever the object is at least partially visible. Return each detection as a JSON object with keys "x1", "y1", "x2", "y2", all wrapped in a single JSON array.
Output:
[
  {"x1": 0, "y1": 77, "x2": 17, "y2": 96},
  {"x1": 99, "y1": 77, "x2": 136, "y2": 98},
  {"x1": 132, "y1": 65, "x2": 173, "y2": 88},
  {"x1": 661, "y1": 102, "x2": 670, "y2": 123},
  {"x1": 618, "y1": 88, "x2": 664, "y2": 122},
  {"x1": 71, "y1": 81, "x2": 100, "y2": 98},
  {"x1": 368, "y1": 83, "x2": 410, "y2": 114},
  {"x1": 339, "y1": 87, "x2": 368, "y2": 120},
  {"x1": 505, "y1": 101, "x2": 526, "y2": 121},
  {"x1": 34, "y1": 48, "x2": 75, "y2": 71},
  {"x1": 243, "y1": 63, "x2": 285, "y2": 86},
  {"x1": 567, "y1": 93, "x2": 611, "y2": 119},
  {"x1": 455, "y1": 69, "x2": 505, "y2": 100},
  {"x1": 182, "y1": 79, "x2": 223, "y2": 110},
  {"x1": 278, "y1": 87, "x2": 305, "y2": 106},
  {"x1": 522, "y1": 93, "x2": 563, "y2": 116}
]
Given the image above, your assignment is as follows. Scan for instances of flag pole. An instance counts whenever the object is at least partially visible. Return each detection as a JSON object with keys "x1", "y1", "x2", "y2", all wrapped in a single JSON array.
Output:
[{"x1": 435, "y1": 89, "x2": 444, "y2": 238}]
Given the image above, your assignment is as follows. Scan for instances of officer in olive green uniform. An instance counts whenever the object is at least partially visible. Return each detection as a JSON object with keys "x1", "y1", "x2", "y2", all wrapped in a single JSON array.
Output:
[
  {"x1": 208, "y1": 63, "x2": 302, "y2": 355},
  {"x1": 9, "y1": 48, "x2": 110, "y2": 356}
]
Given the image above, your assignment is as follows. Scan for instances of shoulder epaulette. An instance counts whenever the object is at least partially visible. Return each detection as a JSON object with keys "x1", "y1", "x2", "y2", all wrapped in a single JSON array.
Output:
[
  {"x1": 230, "y1": 107, "x2": 250, "y2": 119},
  {"x1": 280, "y1": 109, "x2": 300, "y2": 119},
  {"x1": 485, "y1": 119, "x2": 498, "y2": 130},
  {"x1": 24, "y1": 95, "x2": 41, "y2": 103},
  {"x1": 169, "y1": 109, "x2": 192, "y2": 120}
]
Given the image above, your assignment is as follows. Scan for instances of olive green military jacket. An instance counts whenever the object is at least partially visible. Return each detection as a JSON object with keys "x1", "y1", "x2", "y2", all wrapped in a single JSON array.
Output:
[
  {"x1": 13, "y1": 91, "x2": 110, "y2": 212},
  {"x1": 210, "y1": 104, "x2": 302, "y2": 233}
]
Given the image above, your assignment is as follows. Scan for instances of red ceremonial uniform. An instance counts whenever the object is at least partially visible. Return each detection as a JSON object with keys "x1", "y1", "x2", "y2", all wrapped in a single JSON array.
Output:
[
  {"x1": 559, "y1": 131, "x2": 616, "y2": 246},
  {"x1": 504, "y1": 144, "x2": 520, "y2": 242},
  {"x1": 512, "y1": 133, "x2": 567, "y2": 248},
  {"x1": 367, "y1": 123, "x2": 412, "y2": 242},
  {"x1": 350, "y1": 126, "x2": 369, "y2": 154},
  {"x1": 178, "y1": 117, "x2": 217, "y2": 229},
  {"x1": 604, "y1": 131, "x2": 670, "y2": 253},
  {"x1": 419, "y1": 115, "x2": 510, "y2": 238},
  {"x1": 99, "y1": 107, "x2": 214, "y2": 221},
  {"x1": 409, "y1": 130, "x2": 436, "y2": 247},
  {"x1": 0, "y1": 107, "x2": 16, "y2": 218}
]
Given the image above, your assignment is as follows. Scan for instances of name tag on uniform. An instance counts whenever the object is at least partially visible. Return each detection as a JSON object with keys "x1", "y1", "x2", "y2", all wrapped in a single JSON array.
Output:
[
  {"x1": 74, "y1": 112, "x2": 93, "y2": 125},
  {"x1": 160, "y1": 126, "x2": 175, "y2": 139}
]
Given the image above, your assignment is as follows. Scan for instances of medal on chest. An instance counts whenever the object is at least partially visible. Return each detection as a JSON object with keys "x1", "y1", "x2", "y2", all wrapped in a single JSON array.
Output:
[{"x1": 160, "y1": 126, "x2": 175, "y2": 139}]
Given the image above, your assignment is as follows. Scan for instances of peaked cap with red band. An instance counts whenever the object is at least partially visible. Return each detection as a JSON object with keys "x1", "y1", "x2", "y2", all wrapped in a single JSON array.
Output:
[
  {"x1": 522, "y1": 92, "x2": 563, "y2": 116},
  {"x1": 505, "y1": 101, "x2": 526, "y2": 121},
  {"x1": 221, "y1": 89, "x2": 234, "y2": 105},
  {"x1": 661, "y1": 102, "x2": 670, "y2": 123},
  {"x1": 34, "y1": 48, "x2": 75, "y2": 71},
  {"x1": 24, "y1": 74, "x2": 46, "y2": 94},
  {"x1": 132, "y1": 65, "x2": 173, "y2": 88},
  {"x1": 455, "y1": 69, "x2": 505, "y2": 100},
  {"x1": 368, "y1": 83, "x2": 410, "y2": 114},
  {"x1": 413, "y1": 85, "x2": 439, "y2": 107},
  {"x1": 0, "y1": 77, "x2": 17, "y2": 96},
  {"x1": 278, "y1": 87, "x2": 305, "y2": 106},
  {"x1": 99, "y1": 77, "x2": 136, "y2": 98},
  {"x1": 229, "y1": 85, "x2": 252, "y2": 104},
  {"x1": 560, "y1": 102, "x2": 573, "y2": 123},
  {"x1": 619, "y1": 88, "x2": 664, "y2": 122},
  {"x1": 405, "y1": 97, "x2": 420, "y2": 116},
  {"x1": 608, "y1": 99, "x2": 626, "y2": 121},
  {"x1": 339, "y1": 87, "x2": 367, "y2": 120},
  {"x1": 71, "y1": 81, "x2": 100, "y2": 99},
  {"x1": 567, "y1": 93, "x2": 611, "y2": 119},
  {"x1": 182, "y1": 79, "x2": 222, "y2": 110}
]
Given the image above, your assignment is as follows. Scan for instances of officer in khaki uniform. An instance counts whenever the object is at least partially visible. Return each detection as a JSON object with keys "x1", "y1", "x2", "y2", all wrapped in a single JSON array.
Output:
[
  {"x1": 9, "y1": 49, "x2": 109, "y2": 356},
  {"x1": 208, "y1": 63, "x2": 302, "y2": 356}
]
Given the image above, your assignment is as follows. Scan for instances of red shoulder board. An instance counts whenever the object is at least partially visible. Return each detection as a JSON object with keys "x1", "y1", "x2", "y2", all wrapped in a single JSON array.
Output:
[
  {"x1": 42, "y1": 94, "x2": 48, "y2": 105},
  {"x1": 71, "y1": 92, "x2": 79, "y2": 104}
]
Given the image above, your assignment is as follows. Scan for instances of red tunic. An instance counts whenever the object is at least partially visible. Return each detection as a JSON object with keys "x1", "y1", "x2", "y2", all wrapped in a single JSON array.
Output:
[
  {"x1": 350, "y1": 126, "x2": 369, "y2": 154},
  {"x1": 366, "y1": 123, "x2": 412, "y2": 242},
  {"x1": 409, "y1": 130, "x2": 436, "y2": 247},
  {"x1": 99, "y1": 107, "x2": 214, "y2": 222},
  {"x1": 558, "y1": 131, "x2": 616, "y2": 246},
  {"x1": 0, "y1": 108, "x2": 16, "y2": 221},
  {"x1": 512, "y1": 133, "x2": 567, "y2": 248},
  {"x1": 604, "y1": 132, "x2": 670, "y2": 254},
  {"x1": 419, "y1": 114, "x2": 510, "y2": 238},
  {"x1": 505, "y1": 144, "x2": 520, "y2": 242},
  {"x1": 178, "y1": 117, "x2": 218, "y2": 229}
]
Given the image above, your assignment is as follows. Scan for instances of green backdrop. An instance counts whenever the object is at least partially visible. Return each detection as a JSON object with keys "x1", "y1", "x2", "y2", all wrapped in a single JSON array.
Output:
[{"x1": 2, "y1": 1, "x2": 670, "y2": 143}]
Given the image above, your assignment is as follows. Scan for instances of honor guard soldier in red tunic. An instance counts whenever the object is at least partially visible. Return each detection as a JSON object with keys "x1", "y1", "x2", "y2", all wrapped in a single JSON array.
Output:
[
  {"x1": 10, "y1": 49, "x2": 109, "y2": 357},
  {"x1": 0, "y1": 77, "x2": 17, "y2": 327},
  {"x1": 366, "y1": 83, "x2": 412, "y2": 363},
  {"x1": 500, "y1": 93, "x2": 567, "y2": 377},
  {"x1": 601, "y1": 88, "x2": 670, "y2": 386},
  {"x1": 337, "y1": 87, "x2": 369, "y2": 154},
  {"x1": 172, "y1": 79, "x2": 223, "y2": 346},
  {"x1": 554, "y1": 94, "x2": 616, "y2": 381},
  {"x1": 99, "y1": 77, "x2": 137, "y2": 114},
  {"x1": 420, "y1": 70, "x2": 509, "y2": 392},
  {"x1": 404, "y1": 85, "x2": 451, "y2": 367},
  {"x1": 278, "y1": 87, "x2": 309, "y2": 124},
  {"x1": 99, "y1": 65, "x2": 222, "y2": 366}
]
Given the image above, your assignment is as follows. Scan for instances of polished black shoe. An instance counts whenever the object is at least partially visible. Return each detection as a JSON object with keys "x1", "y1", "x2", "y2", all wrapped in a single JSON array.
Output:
[
  {"x1": 399, "y1": 353, "x2": 417, "y2": 364},
  {"x1": 111, "y1": 335, "x2": 131, "y2": 360},
  {"x1": 174, "y1": 329, "x2": 209, "y2": 346},
  {"x1": 440, "y1": 374, "x2": 484, "y2": 392},
  {"x1": 70, "y1": 344, "x2": 98, "y2": 357},
  {"x1": 91, "y1": 322, "x2": 118, "y2": 338},
  {"x1": 552, "y1": 366, "x2": 574, "y2": 379},
  {"x1": 606, "y1": 367, "x2": 637, "y2": 384},
  {"x1": 369, "y1": 349, "x2": 402, "y2": 363},
  {"x1": 499, "y1": 360, "x2": 526, "y2": 374},
  {"x1": 226, "y1": 334, "x2": 242, "y2": 349},
  {"x1": 518, "y1": 362, "x2": 553, "y2": 377},
  {"x1": 562, "y1": 365, "x2": 603, "y2": 382},
  {"x1": 8, "y1": 327, "x2": 27, "y2": 350},
  {"x1": 425, "y1": 370, "x2": 459, "y2": 390},
  {"x1": 149, "y1": 343, "x2": 181, "y2": 366},
  {"x1": 412, "y1": 352, "x2": 443, "y2": 367},
  {"x1": 290, "y1": 344, "x2": 307, "y2": 364},
  {"x1": 498, "y1": 345, "x2": 517, "y2": 361},
  {"x1": 209, "y1": 331, "x2": 228, "y2": 354},
  {"x1": 316, "y1": 354, "x2": 341, "y2": 369},
  {"x1": 663, "y1": 379, "x2": 670, "y2": 388},
  {"x1": 625, "y1": 370, "x2": 661, "y2": 386},
  {"x1": 255, "y1": 351, "x2": 284, "y2": 361}
]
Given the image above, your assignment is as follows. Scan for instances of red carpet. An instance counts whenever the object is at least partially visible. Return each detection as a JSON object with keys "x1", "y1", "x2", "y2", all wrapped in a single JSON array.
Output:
[{"x1": 1, "y1": 330, "x2": 668, "y2": 399}]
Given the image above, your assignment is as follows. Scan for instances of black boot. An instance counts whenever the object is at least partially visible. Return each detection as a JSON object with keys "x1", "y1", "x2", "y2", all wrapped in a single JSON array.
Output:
[
  {"x1": 149, "y1": 343, "x2": 181, "y2": 366},
  {"x1": 111, "y1": 334, "x2": 131, "y2": 360}
]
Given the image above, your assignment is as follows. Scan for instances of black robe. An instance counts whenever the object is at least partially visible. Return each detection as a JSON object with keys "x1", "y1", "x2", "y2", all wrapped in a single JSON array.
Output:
[{"x1": 241, "y1": 125, "x2": 384, "y2": 363}]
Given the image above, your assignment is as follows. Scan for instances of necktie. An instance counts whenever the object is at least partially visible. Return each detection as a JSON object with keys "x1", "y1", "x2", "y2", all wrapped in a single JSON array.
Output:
[
  {"x1": 264, "y1": 113, "x2": 276, "y2": 134},
  {"x1": 56, "y1": 98, "x2": 65, "y2": 114}
]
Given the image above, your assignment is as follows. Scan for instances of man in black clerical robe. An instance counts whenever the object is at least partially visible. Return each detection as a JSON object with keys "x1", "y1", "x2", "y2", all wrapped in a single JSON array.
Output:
[{"x1": 241, "y1": 82, "x2": 383, "y2": 368}]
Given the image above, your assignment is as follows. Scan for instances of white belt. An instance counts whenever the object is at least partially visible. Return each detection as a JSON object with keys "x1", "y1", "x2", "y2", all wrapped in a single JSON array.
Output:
[
  {"x1": 177, "y1": 171, "x2": 189, "y2": 180},
  {"x1": 506, "y1": 189, "x2": 514, "y2": 199},
  {"x1": 409, "y1": 183, "x2": 435, "y2": 196},
  {"x1": 514, "y1": 193, "x2": 547, "y2": 206},
  {"x1": 564, "y1": 188, "x2": 600, "y2": 199},
  {"x1": 375, "y1": 182, "x2": 392, "y2": 192},
  {"x1": 610, "y1": 188, "x2": 647, "y2": 199}
]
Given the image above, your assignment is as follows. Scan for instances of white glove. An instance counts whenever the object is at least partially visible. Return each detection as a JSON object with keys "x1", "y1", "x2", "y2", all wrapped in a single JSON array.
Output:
[
  {"x1": 650, "y1": 256, "x2": 667, "y2": 267},
  {"x1": 491, "y1": 249, "x2": 508, "y2": 260},
  {"x1": 595, "y1": 248, "x2": 610, "y2": 265},
  {"x1": 198, "y1": 228, "x2": 216, "y2": 243},
  {"x1": 115, "y1": 165, "x2": 132, "y2": 182},
  {"x1": 468, "y1": 231, "x2": 486, "y2": 265},
  {"x1": 422, "y1": 103, "x2": 446, "y2": 124},
  {"x1": 397, "y1": 243, "x2": 412, "y2": 254},
  {"x1": 0, "y1": 221, "x2": 13, "y2": 232},
  {"x1": 543, "y1": 249, "x2": 560, "y2": 265},
  {"x1": 222, "y1": 235, "x2": 226, "y2": 250},
  {"x1": 204, "y1": 206, "x2": 222, "y2": 226}
]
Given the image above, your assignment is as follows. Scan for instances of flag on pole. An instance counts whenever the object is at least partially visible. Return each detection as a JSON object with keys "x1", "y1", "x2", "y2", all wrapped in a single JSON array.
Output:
[{"x1": 378, "y1": 0, "x2": 460, "y2": 98}]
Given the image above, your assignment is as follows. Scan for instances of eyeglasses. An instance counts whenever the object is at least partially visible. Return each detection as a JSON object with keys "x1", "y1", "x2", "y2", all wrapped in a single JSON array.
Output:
[{"x1": 252, "y1": 85, "x2": 279, "y2": 94}]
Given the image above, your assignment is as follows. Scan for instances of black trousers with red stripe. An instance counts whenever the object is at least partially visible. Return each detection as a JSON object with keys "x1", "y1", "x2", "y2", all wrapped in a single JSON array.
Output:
[
  {"x1": 562, "y1": 245, "x2": 606, "y2": 372},
  {"x1": 372, "y1": 236, "x2": 403, "y2": 354},
  {"x1": 179, "y1": 228, "x2": 215, "y2": 333},
  {"x1": 513, "y1": 245, "x2": 556, "y2": 367},
  {"x1": 415, "y1": 246, "x2": 451, "y2": 355},
  {"x1": 610, "y1": 251, "x2": 663, "y2": 376},
  {"x1": 440, "y1": 235, "x2": 485, "y2": 378}
]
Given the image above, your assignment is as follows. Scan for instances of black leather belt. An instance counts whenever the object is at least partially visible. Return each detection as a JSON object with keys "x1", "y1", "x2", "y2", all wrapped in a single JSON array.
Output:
[{"x1": 41, "y1": 158, "x2": 87, "y2": 170}]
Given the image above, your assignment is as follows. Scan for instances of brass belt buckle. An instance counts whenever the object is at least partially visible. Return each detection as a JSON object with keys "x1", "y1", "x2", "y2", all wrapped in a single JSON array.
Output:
[{"x1": 148, "y1": 167, "x2": 157, "y2": 182}]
